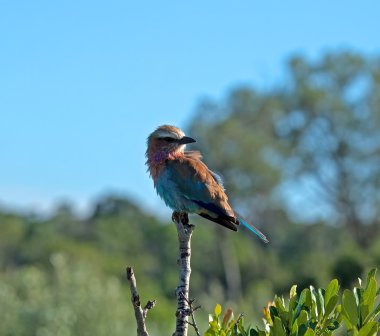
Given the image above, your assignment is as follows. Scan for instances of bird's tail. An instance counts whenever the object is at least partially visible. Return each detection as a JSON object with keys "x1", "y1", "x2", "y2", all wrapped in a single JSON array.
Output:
[{"x1": 236, "y1": 213, "x2": 269, "y2": 243}]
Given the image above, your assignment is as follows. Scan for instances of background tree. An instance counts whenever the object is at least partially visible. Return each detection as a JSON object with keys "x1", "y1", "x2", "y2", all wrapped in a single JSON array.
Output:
[{"x1": 188, "y1": 51, "x2": 380, "y2": 247}]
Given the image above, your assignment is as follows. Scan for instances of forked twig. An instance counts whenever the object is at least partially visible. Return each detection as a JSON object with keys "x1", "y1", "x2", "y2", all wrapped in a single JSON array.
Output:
[{"x1": 126, "y1": 266, "x2": 156, "y2": 336}]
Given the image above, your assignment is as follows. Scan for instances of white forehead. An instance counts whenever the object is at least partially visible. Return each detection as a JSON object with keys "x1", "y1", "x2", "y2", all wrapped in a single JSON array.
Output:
[{"x1": 155, "y1": 128, "x2": 185, "y2": 139}]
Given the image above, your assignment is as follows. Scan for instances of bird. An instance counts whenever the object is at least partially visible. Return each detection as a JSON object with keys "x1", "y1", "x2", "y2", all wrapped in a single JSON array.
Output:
[{"x1": 146, "y1": 125, "x2": 269, "y2": 243}]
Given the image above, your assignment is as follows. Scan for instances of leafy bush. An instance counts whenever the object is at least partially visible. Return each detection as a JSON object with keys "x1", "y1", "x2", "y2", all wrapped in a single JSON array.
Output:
[{"x1": 204, "y1": 269, "x2": 379, "y2": 336}]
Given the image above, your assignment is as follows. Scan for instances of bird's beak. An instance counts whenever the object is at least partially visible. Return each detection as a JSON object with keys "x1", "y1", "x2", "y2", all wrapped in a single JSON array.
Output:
[{"x1": 177, "y1": 136, "x2": 196, "y2": 144}]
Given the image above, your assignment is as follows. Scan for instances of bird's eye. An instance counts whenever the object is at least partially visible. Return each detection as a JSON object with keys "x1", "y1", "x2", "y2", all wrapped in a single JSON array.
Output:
[{"x1": 162, "y1": 137, "x2": 176, "y2": 143}]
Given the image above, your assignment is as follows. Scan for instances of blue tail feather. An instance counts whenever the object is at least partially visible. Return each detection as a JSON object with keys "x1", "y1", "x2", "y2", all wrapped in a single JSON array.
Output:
[{"x1": 236, "y1": 214, "x2": 269, "y2": 243}]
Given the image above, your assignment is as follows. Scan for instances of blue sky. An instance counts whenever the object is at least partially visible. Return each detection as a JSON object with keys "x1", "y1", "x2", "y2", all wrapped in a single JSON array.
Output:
[{"x1": 1, "y1": 1, "x2": 379, "y2": 215}]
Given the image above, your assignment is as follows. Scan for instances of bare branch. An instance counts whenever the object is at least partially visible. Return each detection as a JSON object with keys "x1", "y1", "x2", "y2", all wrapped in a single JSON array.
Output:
[
  {"x1": 172, "y1": 211, "x2": 194, "y2": 336},
  {"x1": 143, "y1": 300, "x2": 157, "y2": 319},
  {"x1": 126, "y1": 266, "x2": 155, "y2": 336}
]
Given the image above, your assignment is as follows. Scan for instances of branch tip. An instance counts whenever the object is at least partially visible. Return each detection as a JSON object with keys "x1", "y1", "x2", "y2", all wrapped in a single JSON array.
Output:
[{"x1": 126, "y1": 266, "x2": 155, "y2": 336}]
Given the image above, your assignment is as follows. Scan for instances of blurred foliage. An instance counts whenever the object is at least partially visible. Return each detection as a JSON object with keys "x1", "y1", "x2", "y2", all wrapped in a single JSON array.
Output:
[
  {"x1": 0, "y1": 194, "x2": 378, "y2": 335},
  {"x1": 1, "y1": 51, "x2": 380, "y2": 335},
  {"x1": 0, "y1": 253, "x2": 130, "y2": 336},
  {"x1": 188, "y1": 51, "x2": 380, "y2": 247},
  {"x1": 204, "y1": 269, "x2": 380, "y2": 336}
]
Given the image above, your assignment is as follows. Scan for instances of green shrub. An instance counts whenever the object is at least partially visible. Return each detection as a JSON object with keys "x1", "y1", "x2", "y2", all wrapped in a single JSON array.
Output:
[{"x1": 204, "y1": 269, "x2": 380, "y2": 336}]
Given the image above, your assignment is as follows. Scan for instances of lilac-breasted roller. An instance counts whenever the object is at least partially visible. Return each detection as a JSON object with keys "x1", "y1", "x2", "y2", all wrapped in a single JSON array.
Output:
[{"x1": 146, "y1": 125, "x2": 269, "y2": 243}]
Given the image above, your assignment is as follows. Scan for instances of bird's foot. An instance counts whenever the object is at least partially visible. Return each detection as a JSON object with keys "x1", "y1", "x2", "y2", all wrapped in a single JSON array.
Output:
[
  {"x1": 180, "y1": 212, "x2": 189, "y2": 225},
  {"x1": 172, "y1": 211, "x2": 181, "y2": 223},
  {"x1": 172, "y1": 211, "x2": 194, "y2": 235},
  {"x1": 172, "y1": 211, "x2": 189, "y2": 225}
]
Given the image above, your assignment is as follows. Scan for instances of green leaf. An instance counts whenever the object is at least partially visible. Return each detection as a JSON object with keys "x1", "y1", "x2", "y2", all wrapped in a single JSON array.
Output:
[
  {"x1": 298, "y1": 324, "x2": 308, "y2": 336},
  {"x1": 304, "y1": 328, "x2": 316, "y2": 336},
  {"x1": 310, "y1": 286, "x2": 319, "y2": 319},
  {"x1": 209, "y1": 320, "x2": 219, "y2": 331},
  {"x1": 325, "y1": 294, "x2": 338, "y2": 317},
  {"x1": 367, "y1": 301, "x2": 380, "y2": 322},
  {"x1": 318, "y1": 288, "x2": 325, "y2": 316},
  {"x1": 275, "y1": 296, "x2": 286, "y2": 313},
  {"x1": 362, "y1": 277, "x2": 377, "y2": 313},
  {"x1": 294, "y1": 288, "x2": 308, "y2": 320},
  {"x1": 365, "y1": 269, "x2": 377, "y2": 287},
  {"x1": 310, "y1": 287, "x2": 324, "y2": 320},
  {"x1": 360, "y1": 278, "x2": 377, "y2": 326},
  {"x1": 227, "y1": 319, "x2": 235, "y2": 331},
  {"x1": 324, "y1": 279, "x2": 339, "y2": 310},
  {"x1": 342, "y1": 289, "x2": 359, "y2": 327},
  {"x1": 204, "y1": 331, "x2": 214, "y2": 336},
  {"x1": 272, "y1": 316, "x2": 286, "y2": 336},
  {"x1": 298, "y1": 289, "x2": 307, "y2": 306},
  {"x1": 289, "y1": 293, "x2": 298, "y2": 312},
  {"x1": 305, "y1": 288, "x2": 312, "y2": 309},
  {"x1": 290, "y1": 285, "x2": 297, "y2": 299},
  {"x1": 354, "y1": 287, "x2": 362, "y2": 306},
  {"x1": 215, "y1": 304, "x2": 222, "y2": 317},
  {"x1": 296, "y1": 310, "x2": 308, "y2": 326},
  {"x1": 279, "y1": 310, "x2": 290, "y2": 330},
  {"x1": 357, "y1": 321, "x2": 378, "y2": 336},
  {"x1": 238, "y1": 318, "x2": 245, "y2": 333},
  {"x1": 291, "y1": 319, "x2": 298, "y2": 335}
]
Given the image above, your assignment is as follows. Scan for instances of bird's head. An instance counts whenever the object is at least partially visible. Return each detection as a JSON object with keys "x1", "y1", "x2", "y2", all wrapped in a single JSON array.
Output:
[{"x1": 146, "y1": 125, "x2": 196, "y2": 162}]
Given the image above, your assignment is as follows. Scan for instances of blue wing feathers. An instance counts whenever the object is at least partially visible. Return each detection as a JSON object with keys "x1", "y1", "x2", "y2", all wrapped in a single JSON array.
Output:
[
  {"x1": 163, "y1": 159, "x2": 269, "y2": 243},
  {"x1": 190, "y1": 199, "x2": 232, "y2": 219},
  {"x1": 192, "y1": 199, "x2": 269, "y2": 243}
]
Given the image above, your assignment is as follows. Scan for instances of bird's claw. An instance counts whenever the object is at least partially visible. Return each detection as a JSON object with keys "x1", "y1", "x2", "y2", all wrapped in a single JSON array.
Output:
[
  {"x1": 180, "y1": 212, "x2": 189, "y2": 225},
  {"x1": 172, "y1": 211, "x2": 189, "y2": 225},
  {"x1": 172, "y1": 211, "x2": 181, "y2": 223}
]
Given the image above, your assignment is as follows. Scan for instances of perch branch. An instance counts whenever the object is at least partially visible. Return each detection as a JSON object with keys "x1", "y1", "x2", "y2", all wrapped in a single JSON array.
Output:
[
  {"x1": 126, "y1": 266, "x2": 156, "y2": 336},
  {"x1": 172, "y1": 211, "x2": 194, "y2": 336}
]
